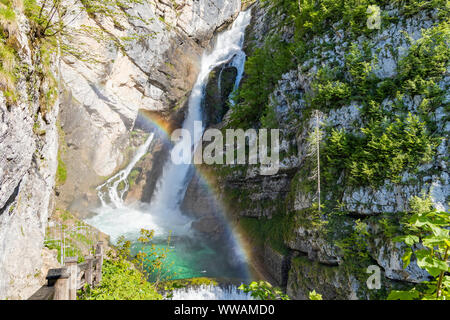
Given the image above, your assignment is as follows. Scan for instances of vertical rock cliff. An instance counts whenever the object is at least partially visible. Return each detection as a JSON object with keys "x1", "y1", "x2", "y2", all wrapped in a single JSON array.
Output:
[
  {"x1": 0, "y1": 4, "x2": 59, "y2": 299},
  {"x1": 192, "y1": 1, "x2": 449, "y2": 299}
]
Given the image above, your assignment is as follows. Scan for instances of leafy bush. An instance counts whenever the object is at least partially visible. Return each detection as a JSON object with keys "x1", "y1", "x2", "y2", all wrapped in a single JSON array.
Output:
[
  {"x1": 128, "y1": 168, "x2": 140, "y2": 187},
  {"x1": 79, "y1": 229, "x2": 166, "y2": 300},
  {"x1": 309, "y1": 76, "x2": 351, "y2": 110},
  {"x1": 398, "y1": 0, "x2": 450, "y2": 17},
  {"x1": 335, "y1": 219, "x2": 372, "y2": 270},
  {"x1": 345, "y1": 42, "x2": 378, "y2": 95},
  {"x1": 388, "y1": 195, "x2": 449, "y2": 300},
  {"x1": 309, "y1": 290, "x2": 323, "y2": 300},
  {"x1": 263, "y1": 0, "x2": 396, "y2": 40},
  {"x1": 0, "y1": 0, "x2": 18, "y2": 102},
  {"x1": 80, "y1": 258, "x2": 162, "y2": 300},
  {"x1": 238, "y1": 281, "x2": 289, "y2": 300}
]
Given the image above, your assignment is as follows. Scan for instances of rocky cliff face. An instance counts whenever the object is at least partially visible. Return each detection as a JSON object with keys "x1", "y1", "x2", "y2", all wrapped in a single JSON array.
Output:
[
  {"x1": 0, "y1": 8, "x2": 60, "y2": 299},
  {"x1": 193, "y1": 1, "x2": 449, "y2": 299},
  {"x1": 1, "y1": 0, "x2": 447, "y2": 300},
  {"x1": 0, "y1": 0, "x2": 242, "y2": 299},
  {"x1": 55, "y1": 0, "x2": 241, "y2": 215}
]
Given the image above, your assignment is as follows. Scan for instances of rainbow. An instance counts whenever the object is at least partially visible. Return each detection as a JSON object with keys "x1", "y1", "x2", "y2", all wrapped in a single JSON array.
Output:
[
  {"x1": 135, "y1": 109, "x2": 255, "y2": 281},
  {"x1": 135, "y1": 109, "x2": 174, "y2": 139}
]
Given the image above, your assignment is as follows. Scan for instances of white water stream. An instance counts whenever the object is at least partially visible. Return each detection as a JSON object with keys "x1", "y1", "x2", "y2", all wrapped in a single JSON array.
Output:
[
  {"x1": 171, "y1": 285, "x2": 252, "y2": 300},
  {"x1": 96, "y1": 133, "x2": 155, "y2": 209}
]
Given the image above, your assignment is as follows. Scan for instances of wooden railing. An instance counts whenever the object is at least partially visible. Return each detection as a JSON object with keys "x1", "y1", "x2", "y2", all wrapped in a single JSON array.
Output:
[{"x1": 29, "y1": 241, "x2": 104, "y2": 300}]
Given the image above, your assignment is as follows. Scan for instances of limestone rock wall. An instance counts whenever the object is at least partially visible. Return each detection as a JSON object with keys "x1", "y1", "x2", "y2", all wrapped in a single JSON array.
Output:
[
  {"x1": 0, "y1": 9, "x2": 59, "y2": 299},
  {"x1": 206, "y1": 1, "x2": 449, "y2": 299}
]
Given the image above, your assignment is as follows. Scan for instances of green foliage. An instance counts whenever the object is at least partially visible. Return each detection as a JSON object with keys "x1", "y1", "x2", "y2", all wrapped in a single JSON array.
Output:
[
  {"x1": 238, "y1": 281, "x2": 289, "y2": 300},
  {"x1": 80, "y1": 228, "x2": 168, "y2": 300},
  {"x1": 397, "y1": 0, "x2": 450, "y2": 17},
  {"x1": 56, "y1": 150, "x2": 67, "y2": 185},
  {"x1": 260, "y1": 102, "x2": 279, "y2": 129},
  {"x1": 309, "y1": 290, "x2": 323, "y2": 300},
  {"x1": 398, "y1": 22, "x2": 450, "y2": 110},
  {"x1": 22, "y1": 0, "x2": 157, "y2": 110},
  {"x1": 0, "y1": 0, "x2": 16, "y2": 23},
  {"x1": 325, "y1": 113, "x2": 438, "y2": 187},
  {"x1": 263, "y1": 0, "x2": 392, "y2": 40},
  {"x1": 0, "y1": 0, "x2": 18, "y2": 102},
  {"x1": 322, "y1": 21, "x2": 447, "y2": 188},
  {"x1": 0, "y1": 41, "x2": 17, "y2": 102},
  {"x1": 265, "y1": 0, "x2": 448, "y2": 40},
  {"x1": 388, "y1": 195, "x2": 450, "y2": 300},
  {"x1": 238, "y1": 209, "x2": 295, "y2": 254},
  {"x1": 239, "y1": 2, "x2": 447, "y2": 192},
  {"x1": 336, "y1": 219, "x2": 371, "y2": 266},
  {"x1": 128, "y1": 168, "x2": 140, "y2": 188},
  {"x1": 345, "y1": 42, "x2": 378, "y2": 96},
  {"x1": 298, "y1": 0, "x2": 373, "y2": 37},
  {"x1": 328, "y1": 216, "x2": 395, "y2": 299},
  {"x1": 229, "y1": 35, "x2": 294, "y2": 129},
  {"x1": 79, "y1": 258, "x2": 162, "y2": 300},
  {"x1": 225, "y1": 0, "x2": 448, "y2": 301},
  {"x1": 115, "y1": 229, "x2": 173, "y2": 285},
  {"x1": 309, "y1": 67, "x2": 351, "y2": 110},
  {"x1": 37, "y1": 40, "x2": 58, "y2": 113},
  {"x1": 24, "y1": 0, "x2": 151, "y2": 39},
  {"x1": 375, "y1": 212, "x2": 405, "y2": 240}
]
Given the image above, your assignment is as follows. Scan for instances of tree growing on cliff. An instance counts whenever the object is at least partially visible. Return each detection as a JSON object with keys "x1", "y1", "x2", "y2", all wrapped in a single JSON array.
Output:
[
  {"x1": 17, "y1": 0, "x2": 156, "y2": 110},
  {"x1": 24, "y1": 0, "x2": 157, "y2": 62},
  {"x1": 25, "y1": 0, "x2": 151, "y2": 38},
  {"x1": 306, "y1": 110, "x2": 324, "y2": 213}
]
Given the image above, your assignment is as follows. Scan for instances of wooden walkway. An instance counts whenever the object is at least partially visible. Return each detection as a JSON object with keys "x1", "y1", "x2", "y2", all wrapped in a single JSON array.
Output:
[{"x1": 29, "y1": 241, "x2": 104, "y2": 300}]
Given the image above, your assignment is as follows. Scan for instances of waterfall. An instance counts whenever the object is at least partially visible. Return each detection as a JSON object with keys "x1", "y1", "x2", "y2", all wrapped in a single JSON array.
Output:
[
  {"x1": 85, "y1": 10, "x2": 253, "y2": 298},
  {"x1": 171, "y1": 285, "x2": 253, "y2": 300},
  {"x1": 96, "y1": 133, "x2": 155, "y2": 209},
  {"x1": 87, "y1": 133, "x2": 164, "y2": 241},
  {"x1": 87, "y1": 10, "x2": 251, "y2": 242},
  {"x1": 145, "y1": 10, "x2": 252, "y2": 235}
]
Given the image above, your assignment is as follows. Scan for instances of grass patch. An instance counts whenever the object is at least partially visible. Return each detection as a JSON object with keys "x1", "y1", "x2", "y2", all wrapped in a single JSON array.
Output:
[{"x1": 56, "y1": 150, "x2": 67, "y2": 185}]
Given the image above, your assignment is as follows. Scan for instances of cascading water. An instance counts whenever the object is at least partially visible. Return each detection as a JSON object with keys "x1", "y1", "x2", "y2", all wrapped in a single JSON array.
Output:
[
  {"x1": 96, "y1": 133, "x2": 155, "y2": 209},
  {"x1": 171, "y1": 285, "x2": 252, "y2": 300},
  {"x1": 144, "y1": 9, "x2": 252, "y2": 237},
  {"x1": 86, "y1": 10, "x2": 253, "y2": 300},
  {"x1": 87, "y1": 133, "x2": 165, "y2": 239}
]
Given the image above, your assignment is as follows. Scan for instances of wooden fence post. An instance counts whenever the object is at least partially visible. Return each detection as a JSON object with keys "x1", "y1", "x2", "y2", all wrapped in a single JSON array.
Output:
[
  {"x1": 50, "y1": 268, "x2": 70, "y2": 300},
  {"x1": 94, "y1": 241, "x2": 104, "y2": 286},
  {"x1": 85, "y1": 256, "x2": 94, "y2": 286},
  {"x1": 65, "y1": 257, "x2": 78, "y2": 300}
]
